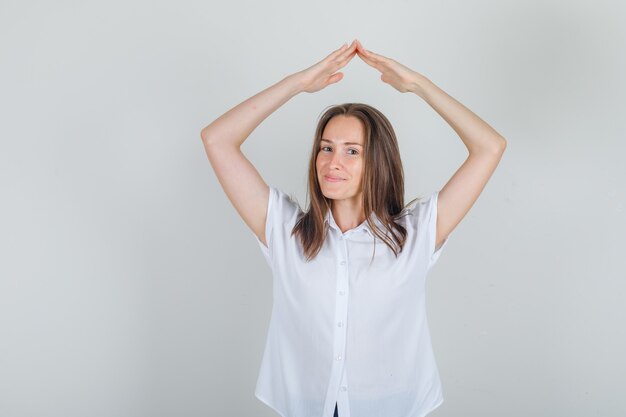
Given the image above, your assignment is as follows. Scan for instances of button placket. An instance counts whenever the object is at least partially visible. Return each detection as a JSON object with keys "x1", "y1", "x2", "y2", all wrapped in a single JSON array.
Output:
[
  {"x1": 331, "y1": 234, "x2": 350, "y2": 413},
  {"x1": 336, "y1": 364, "x2": 350, "y2": 417}
]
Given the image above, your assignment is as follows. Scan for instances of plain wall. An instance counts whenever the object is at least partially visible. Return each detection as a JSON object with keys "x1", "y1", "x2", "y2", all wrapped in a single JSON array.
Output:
[{"x1": 1, "y1": 0, "x2": 625, "y2": 416}]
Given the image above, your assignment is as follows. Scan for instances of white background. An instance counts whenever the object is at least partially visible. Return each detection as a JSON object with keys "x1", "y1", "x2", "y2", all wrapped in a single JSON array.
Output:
[{"x1": 1, "y1": 0, "x2": 625, "y2": 416}]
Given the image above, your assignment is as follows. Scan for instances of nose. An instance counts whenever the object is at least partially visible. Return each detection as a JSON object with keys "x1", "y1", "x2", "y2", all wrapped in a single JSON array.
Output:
[{"x1": 329, "y1": 150, "x2": 342, "y2": 169}]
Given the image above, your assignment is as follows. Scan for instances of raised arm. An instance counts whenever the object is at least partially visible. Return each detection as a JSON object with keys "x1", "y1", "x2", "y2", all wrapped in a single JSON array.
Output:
[
  {"x1": 200, "y1": 41, "x2": 359, "y2": 247},
  {"x1": 354, "y1": 39, "x2": 507, "y2": 251},
  {"x1": 410, "y1": 77, "x2": 506, "y2": 250}
]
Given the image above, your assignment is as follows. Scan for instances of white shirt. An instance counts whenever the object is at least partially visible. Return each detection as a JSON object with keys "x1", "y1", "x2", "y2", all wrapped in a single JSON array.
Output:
[{"x1": 252, "y1": 185, "x2": 452, "y2": 417}]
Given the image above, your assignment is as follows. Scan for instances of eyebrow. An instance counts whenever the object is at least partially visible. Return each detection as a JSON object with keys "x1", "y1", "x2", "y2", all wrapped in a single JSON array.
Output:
[{"x1": 321, "y1": 138, "x2": 363, "y2": 147}]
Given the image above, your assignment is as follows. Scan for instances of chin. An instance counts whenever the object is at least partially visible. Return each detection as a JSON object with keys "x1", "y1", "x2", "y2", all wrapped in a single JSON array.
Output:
[
  {"x1": 324, "y1": 190, "x2": 350, "y2": 200},
  {"x1": 320, "y1": 187, "x2": 334, "y2": 195},
  {"x1": 320, "y1": 187, "x2": 339, "y2": 198}
]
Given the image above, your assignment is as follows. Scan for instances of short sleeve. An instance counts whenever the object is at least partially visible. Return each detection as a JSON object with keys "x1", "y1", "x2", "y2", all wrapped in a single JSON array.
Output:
[
  {"x1": 252, "y1": 185, "x2": 300, "y2": 266},
  {"x1": 412, "y1": 190, "x2": 452, "y2": 271},
  {"x1": 426, "y1": 190, "x2": 452, "y2": 269},
  {"x1": 253, "y1": 186, "x2": 277, "y2": 265}
]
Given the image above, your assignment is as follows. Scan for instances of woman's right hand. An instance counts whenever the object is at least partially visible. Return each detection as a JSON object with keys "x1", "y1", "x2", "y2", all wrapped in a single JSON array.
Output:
[{"x1": 295, "y1": 40, "x2": 358, "y2": 93}]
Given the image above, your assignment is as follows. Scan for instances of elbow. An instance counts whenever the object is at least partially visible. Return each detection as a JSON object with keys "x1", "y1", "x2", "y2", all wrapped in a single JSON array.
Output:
[
  {"x1": 495, "y1": 136, "x2": 507, "y2": 152},
  {"x1": 200, "y1": 127, "x2": 215, "y2": 145},
  {"x1": 200, "y1": 129, "x2": 241, "y2": 150},
  {"x1": 200, "y1": 126, "x2": 209, "y2": 140},
  {"x1": 490, "y1": 136, "x2": 507, "y2": 154},
  {"x1": 473, "y1": 136, "x2": 506, "y2": 157}
]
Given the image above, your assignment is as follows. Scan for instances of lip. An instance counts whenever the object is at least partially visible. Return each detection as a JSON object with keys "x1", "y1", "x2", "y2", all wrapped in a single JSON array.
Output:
[{"x1": 324, "y1": 175, "x2": 344, "y2": 182}]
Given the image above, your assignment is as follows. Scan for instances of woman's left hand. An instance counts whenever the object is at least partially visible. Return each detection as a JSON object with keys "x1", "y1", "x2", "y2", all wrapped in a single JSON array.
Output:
[{"x1": 355, "y1": 39, "x2": 427, "y2": 94}]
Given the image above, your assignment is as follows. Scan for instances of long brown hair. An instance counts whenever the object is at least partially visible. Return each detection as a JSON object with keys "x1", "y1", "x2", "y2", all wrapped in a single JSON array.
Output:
[{"x1": 291, "y1": 103, "x2": 423, "y2": 262}]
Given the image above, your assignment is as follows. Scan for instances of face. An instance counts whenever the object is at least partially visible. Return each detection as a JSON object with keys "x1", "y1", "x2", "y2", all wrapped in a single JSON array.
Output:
[{"x1": 316, "y1": 115, "x2": 365, "y2": 204}]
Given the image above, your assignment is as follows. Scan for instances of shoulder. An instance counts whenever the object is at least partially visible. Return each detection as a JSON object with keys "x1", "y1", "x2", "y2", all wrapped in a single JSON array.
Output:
[
  {"x1": 267, "y1": 186, "x2": 304, "y2": 222},
  {"x1": 400, "y1": 191, "x2": 438, "y2": 226}
]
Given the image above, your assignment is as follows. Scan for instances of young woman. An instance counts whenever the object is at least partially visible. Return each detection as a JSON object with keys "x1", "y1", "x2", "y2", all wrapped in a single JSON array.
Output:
[{"x1": 201, "y1": 39, "x2": 506, "y2": 417}]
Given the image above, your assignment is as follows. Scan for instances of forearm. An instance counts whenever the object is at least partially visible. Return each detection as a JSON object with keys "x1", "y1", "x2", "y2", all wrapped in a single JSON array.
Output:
[
  {"x1": 411, "y1": 76, "x2": 506, "y2": 154},
  {"x1": 200, "y1": 73, "x2": 304, "y2": 148}
]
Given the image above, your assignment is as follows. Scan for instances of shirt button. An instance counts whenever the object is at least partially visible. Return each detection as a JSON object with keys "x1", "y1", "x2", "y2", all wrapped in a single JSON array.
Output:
[
  {"x1": 336, "y1": 355, "x2": 342, "y2": 361},
  {"x1": 337, "y1": 321, "x2": 343, "y2": 327},
  {"x1": 341, "y1": 386, "x2": 347, "y2": 391},
  {"x1": 338, "y1": 290, "x2": 345, "y2": 296},
  {"x1": 339, "y1": 260, "x2": 346, "y2": 266},
  {"x1": 339, "y1": 235, "x2": 344, "y2": 240}
]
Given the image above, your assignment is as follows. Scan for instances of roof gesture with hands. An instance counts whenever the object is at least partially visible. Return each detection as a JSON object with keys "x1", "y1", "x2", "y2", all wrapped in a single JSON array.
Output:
[{"x1": 202, "y1": 38, "x2": 507, "y2": 253}]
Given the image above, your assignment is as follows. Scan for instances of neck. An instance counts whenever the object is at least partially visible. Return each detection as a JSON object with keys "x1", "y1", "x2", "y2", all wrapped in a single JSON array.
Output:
[{"x1": 331, "y1": 199, "x2": 366, "y2": 233}]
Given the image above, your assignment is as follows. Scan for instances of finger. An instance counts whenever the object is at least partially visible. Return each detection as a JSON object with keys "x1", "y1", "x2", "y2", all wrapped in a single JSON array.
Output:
[
  {"x1": 338, "y1": 47, "x2": 358, "y2": 65},
  {"x1": 362, "y1": 49, "x2": 385, "y2": 64},
  {"x1": 337, "y1": 40, "x2": 357, "y2": 61},
  {"x1": 355, "y1": 40, "x2": 376, "y2": 59},
  {"x1": 356, "y1": 40, "x2": 387, "y2": 64},
  {"x1": 355, "y1": 42, "x2": 376, "y2": 64},
  {"x1": 356, "y1": 48, "x2": 388, "y2": 72},
  {"x1": 326, "y1": 43, "x2": 349, "y2": 60},
  {"x1": 328, "y1": 72, "x2": 344, "y2": 85},
  {"x1": 329, "y1": 48, "x2": 355, "y2": 71},
  {"x1": 356, "y1": 49, "x2": 383, "y2": 69},
  {"x1": 355, "y1": 39, "x2": 368, "y2": 55}
]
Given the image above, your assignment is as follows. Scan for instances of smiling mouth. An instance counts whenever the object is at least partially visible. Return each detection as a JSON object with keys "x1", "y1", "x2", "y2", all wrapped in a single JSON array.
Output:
[{"x1": 324, "y1": 176, "x2": 344, "y2": 182}]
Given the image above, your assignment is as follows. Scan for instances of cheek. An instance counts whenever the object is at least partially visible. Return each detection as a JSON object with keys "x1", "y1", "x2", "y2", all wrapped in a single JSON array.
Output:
[
  {"x1": 316, "y1": 153, "x2": 329, "y2": 167},
  {"x1": 315, "y1": 156, "x2": 324, "y2": 174},
  {"x1": 356, "y1": 163, "x2": 365, "y2": 179}
]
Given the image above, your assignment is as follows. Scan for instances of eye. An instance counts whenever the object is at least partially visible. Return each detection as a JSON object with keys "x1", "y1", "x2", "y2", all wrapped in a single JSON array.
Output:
[
  {"x1": 348, "y1": 148, "x2": 359, "y2": 155},
  {"x1": 320, "y1": 146, "x2": 331, "y2": 152}
]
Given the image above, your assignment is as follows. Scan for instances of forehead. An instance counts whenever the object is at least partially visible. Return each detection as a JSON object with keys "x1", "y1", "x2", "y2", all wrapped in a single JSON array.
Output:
[{"x1": 321, "y1": 116, "x2": 364, "y2": 146}]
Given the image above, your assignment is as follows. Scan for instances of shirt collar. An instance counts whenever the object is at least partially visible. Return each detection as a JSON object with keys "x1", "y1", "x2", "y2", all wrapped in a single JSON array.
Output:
[{"x1": 324, "y1": 207, "x2": 386, "y2": 236}]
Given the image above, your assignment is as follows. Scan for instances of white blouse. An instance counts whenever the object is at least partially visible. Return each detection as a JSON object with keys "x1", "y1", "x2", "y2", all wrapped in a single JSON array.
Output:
[{"x1": 252, "y1": 185, "x2": 452, "y2": 417}]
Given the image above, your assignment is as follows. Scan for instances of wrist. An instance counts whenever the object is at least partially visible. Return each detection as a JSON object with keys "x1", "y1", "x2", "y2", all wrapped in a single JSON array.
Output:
[
  {"x1": 283, "y1": 72, "x2": 306, "y2": 96},
  {"x1": 409, "y1": 74, "x2": 433, "y2": 98}
]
